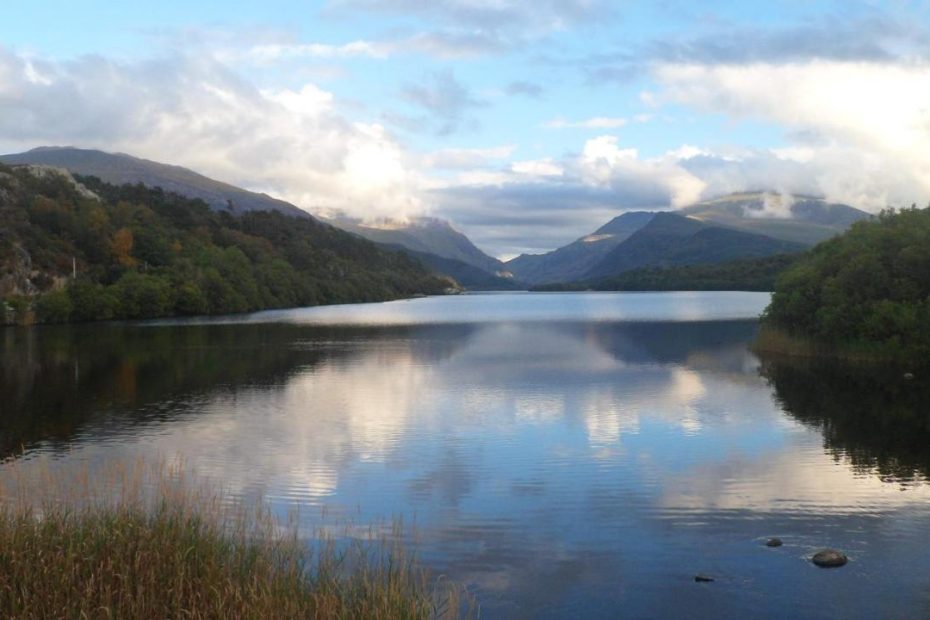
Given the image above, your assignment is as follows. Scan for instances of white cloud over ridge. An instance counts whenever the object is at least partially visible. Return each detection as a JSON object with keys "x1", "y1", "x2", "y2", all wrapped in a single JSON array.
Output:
[
  {"x1": 654, "y1": 60, "x2": 930, "y2": 209},
  {"x1": 0, "y1": 47, "x2": 426, "y2": 220}
]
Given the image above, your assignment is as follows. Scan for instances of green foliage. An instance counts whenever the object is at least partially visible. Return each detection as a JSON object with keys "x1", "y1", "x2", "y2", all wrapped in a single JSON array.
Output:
[
  {"x1": 34, "y1": 290, "x2": 72, "y2": 323},
  {"x1": 763, "y1": 206, "x2": 930, "y2": 360},
  {"x1": 0, "y1": 296, "x2": 32, "y2": 325},
  {"x1": 67, "y1": 281, "x2": 118, "y2": 322},
  {"x1": 111, "y1": 272, "x2": 174, "y2": 319},
  {"x1": 534, "y1": 253, "x2": 799, "y2": 292},
  {"x1": 0, "y1": 164, "x2": 447, "y2": 323}
]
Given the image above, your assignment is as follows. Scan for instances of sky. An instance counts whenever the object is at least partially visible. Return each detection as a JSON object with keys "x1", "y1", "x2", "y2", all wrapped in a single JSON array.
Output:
[{"x1": 2, "y1": 1, "x2": 930, "y2": 258}]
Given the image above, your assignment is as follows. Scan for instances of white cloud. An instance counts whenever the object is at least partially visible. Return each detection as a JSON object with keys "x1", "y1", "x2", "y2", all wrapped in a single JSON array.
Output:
[
  {"x1": 747, "y1": 192, "x2": 795, "y2": 219},
  {"x1": 422, "y1": 144, "x2": 516, "y2": 169},
  {"x1": 654, "y1": 60, "x2": 930, "y2": 209},
  {"x1": 578, "y1": 135, "x2": 705, "y2": 207},
  {"x1": 545, "y1": 116, "x2": 628, "y2": 129},
  {"x1": 433, "y1": 135, "x2": 710, "y2": 255},
  {"x1": 511, "y1": 158, "x2": 563, "y2": 177},
  {"x1": 245, "y1": 40, "x2": 387, "y2": 63},
  {"x1": 0, "y1": 47, "x2": 427, "y2": 220}
]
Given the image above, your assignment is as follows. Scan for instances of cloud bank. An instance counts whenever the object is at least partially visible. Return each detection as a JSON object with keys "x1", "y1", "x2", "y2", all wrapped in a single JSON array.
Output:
[{"x1": 0, "y1": 47, "x2": 426, "y2": 220}]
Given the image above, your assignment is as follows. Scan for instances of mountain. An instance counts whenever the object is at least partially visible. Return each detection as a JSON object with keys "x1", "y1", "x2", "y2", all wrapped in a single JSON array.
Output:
[
  {"x1": 679, "y1": 192, "x2": 869, "y2": 245},
  {"x1": 506, "y1": 211, "x2": 654, "y2": 285},
  {"x1": 585, "y1": 212, "x2": 805, "y2": 280},
  {"x1": 535, "y1": 253, "x2": 799, "y2": 292},
  {"x1": 0, "y1": 147, "x2": 309, "y2": 219},
  {"x1": 0, "y1": 147, "x2": 513, "y2": 291},
  {"x1": 507, "y1": 192, "x2": 868, "y2": 285},
  {"x1": 384, "y1": 245, "x2": 520, "y2": 290},
  {"x1": 324, "y1": 215, "x2": 506, "y2": 275},
  {"x1": 0, "y1": 163, "x2": 450, "y2": 324}
]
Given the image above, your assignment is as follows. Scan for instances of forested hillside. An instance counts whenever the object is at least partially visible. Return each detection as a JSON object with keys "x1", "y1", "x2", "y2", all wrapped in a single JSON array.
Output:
[
  {"x1": 0, "y1": 164, "x2": 450, "y2": 324},
  {"x1": 760, "y1": 205, "x2": 930, "y2": 360},
  {"x1": 534, "y1": 253, "x2": 799, "y2": 292}
]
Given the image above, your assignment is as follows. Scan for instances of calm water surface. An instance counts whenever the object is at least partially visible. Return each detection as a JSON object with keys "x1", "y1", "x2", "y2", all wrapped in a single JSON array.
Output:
[{"x1": 4, "y1": 292, "x2": 930, "y2": 618}]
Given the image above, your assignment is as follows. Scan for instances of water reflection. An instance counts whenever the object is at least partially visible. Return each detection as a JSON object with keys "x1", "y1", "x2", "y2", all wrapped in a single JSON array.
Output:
[
  {"x1": 0, "y1": 324, "x2": 478, "y2": 457},
  {"x1": 4, "y1": 301, "x2": 930, "y2": 618},
  {"x1": 761, "y1": 358, "x2": 930, "y2": 484}
]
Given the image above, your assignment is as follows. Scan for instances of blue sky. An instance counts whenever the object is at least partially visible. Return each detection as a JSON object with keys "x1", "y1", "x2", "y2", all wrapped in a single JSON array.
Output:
[{"x1": 2, "y1": 1, "x2": 930, "y2": 257}]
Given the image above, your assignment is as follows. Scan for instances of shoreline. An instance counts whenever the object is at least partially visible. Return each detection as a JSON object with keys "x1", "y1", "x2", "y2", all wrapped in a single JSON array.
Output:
[{"x1": 752, "y1": 326, "x2": 925, "y2": 367}]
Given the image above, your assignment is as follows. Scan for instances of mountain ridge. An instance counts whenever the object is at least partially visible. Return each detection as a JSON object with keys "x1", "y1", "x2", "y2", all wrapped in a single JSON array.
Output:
[
  {"x1": 506, "y1": 211, "x2": 655, "y2": 285},
  {"x1": 0, "y1": 146, "x2": 508, "y2": 288},
  {"x1": 0, "y1": 146, "x2": 310, "y2": 219},
  {"x1": 585, "y1": 212, "x2": 806, "y2": 280},
  {"x1": 323, "y1": 215, "x2": 506, "y2": 275},
  {"x1": 507, "y1": 192, "x2": 869, "y2": 285}
]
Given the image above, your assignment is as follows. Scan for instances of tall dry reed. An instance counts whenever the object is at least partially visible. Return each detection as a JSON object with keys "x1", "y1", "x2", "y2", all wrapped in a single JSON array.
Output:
[{"x1": 0, "y1": 456, "x2": 471, "y2": 619}]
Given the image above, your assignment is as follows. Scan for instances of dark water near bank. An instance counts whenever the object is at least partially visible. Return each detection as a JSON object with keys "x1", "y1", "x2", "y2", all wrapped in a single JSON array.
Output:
[{"x1": 4, "y1": 292, "x2": 930, "y2": 618}]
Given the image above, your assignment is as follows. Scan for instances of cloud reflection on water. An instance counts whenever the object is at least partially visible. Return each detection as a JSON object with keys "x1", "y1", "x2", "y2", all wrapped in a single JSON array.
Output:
[{"x1": 6, "y1": 312, "x2": 930, "y2": 618}]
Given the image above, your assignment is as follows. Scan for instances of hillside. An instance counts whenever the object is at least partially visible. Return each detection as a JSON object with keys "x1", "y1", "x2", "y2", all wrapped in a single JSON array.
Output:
[
  {"x1": 535, "y1": 253, "x2": 799, "y2": 292},
  {"x1": 0, "y1": 164, "x2": 449, "y2": 324},
  {"x1": 0, "y1": 147, "x2": 309, "y2": 219},
  {"x1": 680, "y1": 192, "x2": 869, "y2": 245},
  {"x1": 506, "y1": 211, "x2": 654, "y2": 285},
  {"x1": 325, "y1": 215, "x2": 505, "y2": 275},
  {"x1": 0, "y1": 147, "x2": 511, "y2": 291},
  {"x1": 759, "y1": 205, "x2": 930, "y2": 361},
  {"x1": 506, "y1": 193, "x2": 866, "y2": 286},
  {"x1": 385, "y1": 245, "x2": 520, "y2": 290},
  {"x1": 586, "y1": 212, "x2": 804, "y2": 279}
]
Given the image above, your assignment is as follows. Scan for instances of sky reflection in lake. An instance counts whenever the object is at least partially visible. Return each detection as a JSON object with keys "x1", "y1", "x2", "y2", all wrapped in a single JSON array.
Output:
[{"x1": 4, "y1": 293, "x2": 930, "y2": 618}]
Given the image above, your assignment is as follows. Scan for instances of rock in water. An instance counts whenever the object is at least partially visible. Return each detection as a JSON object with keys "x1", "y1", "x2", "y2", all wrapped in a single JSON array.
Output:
[
  {"x1": 694, "y1": 574, "x2": 715, "y2": 583},
  {"x1": 904, "y1": 372, "x2": 915, "y2": 380},
  {"x1": 812, "y1": 549, "x2": 847, "y2": 567},
  {"x1": 765, "y1": 538, "x2": 783, "y2": 547}
]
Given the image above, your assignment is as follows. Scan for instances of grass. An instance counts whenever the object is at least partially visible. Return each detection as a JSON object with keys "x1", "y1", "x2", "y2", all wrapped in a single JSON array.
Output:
[
  {"x1": 0, "y1": 457, "x2": 471, "y2": 619},
  {"x1": 753, "y1": 326, "x2": 924, "y2": 366}
]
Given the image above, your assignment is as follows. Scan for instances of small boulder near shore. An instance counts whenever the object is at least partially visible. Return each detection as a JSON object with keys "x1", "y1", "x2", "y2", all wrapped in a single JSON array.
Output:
[
  {"x1": 765, "y1": 538, "x2": 783, "y2": 547},
  {"x1": 812, "y1": 549, "x2": 847, "y2": 568}
]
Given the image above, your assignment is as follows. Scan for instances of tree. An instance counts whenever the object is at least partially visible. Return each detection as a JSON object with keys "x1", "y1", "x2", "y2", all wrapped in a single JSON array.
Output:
[
  {"x1": 111, "y1": 227, "x2": 137, "y2": 267},
  {"x1": 35, "y1": 290, "x2": 73, "y2": 323}
]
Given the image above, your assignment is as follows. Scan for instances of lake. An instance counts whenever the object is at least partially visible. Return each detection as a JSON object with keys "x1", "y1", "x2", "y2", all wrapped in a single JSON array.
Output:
[{"x1": 4, "y1": 291, "x2": 930, "y2": 618}]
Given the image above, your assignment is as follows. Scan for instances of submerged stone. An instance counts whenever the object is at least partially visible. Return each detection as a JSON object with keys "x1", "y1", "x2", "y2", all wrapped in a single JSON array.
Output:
[
  {"x1": 812, "y1": 549, "x2": 847, "y2": 568},
  {"x1": 765, "y1": 538, "x2": 783, "y2": 547}
]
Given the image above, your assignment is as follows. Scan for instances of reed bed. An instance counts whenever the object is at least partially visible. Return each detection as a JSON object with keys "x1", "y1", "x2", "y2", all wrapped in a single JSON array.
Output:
[
  {"x1": 752, "y1": 326, "x2": 916, "y2": 364},
  {"x1": 0, "y1": 457, "x2": 470, "y2": 619}
]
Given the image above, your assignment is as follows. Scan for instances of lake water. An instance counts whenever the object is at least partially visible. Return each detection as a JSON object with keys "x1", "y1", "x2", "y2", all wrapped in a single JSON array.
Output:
[{"x1": 4, "y1": 291, "x2": 930, "y2": 618}]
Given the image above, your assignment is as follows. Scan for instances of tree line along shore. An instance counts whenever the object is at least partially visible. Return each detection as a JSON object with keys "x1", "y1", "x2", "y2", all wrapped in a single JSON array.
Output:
[{"x1": 0, "y1": 164, "x2": 451, "y2": 326}]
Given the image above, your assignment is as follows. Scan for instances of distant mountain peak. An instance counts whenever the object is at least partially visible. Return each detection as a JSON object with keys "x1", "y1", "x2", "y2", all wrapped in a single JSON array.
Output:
[{"x1": 321, "y1": 213, "x2": 503, "y2": 274}]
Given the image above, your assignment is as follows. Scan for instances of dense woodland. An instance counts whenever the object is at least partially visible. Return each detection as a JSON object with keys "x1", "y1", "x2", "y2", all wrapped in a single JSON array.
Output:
[
  {"x1": 762, "y1": 205, "x2": 930, "y2": 360},
  {"x1": 0, "y1": 164, "x2": 450, "y2": 324},
  {"x1": 533, "y1": 253, "x2": 799, "y2": 292}
]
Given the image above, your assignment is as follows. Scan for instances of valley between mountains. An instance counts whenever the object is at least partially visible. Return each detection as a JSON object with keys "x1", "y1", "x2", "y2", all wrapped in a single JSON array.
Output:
[{"x1": 1, "y1": 146, "x2": 870, "y2": 294}]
